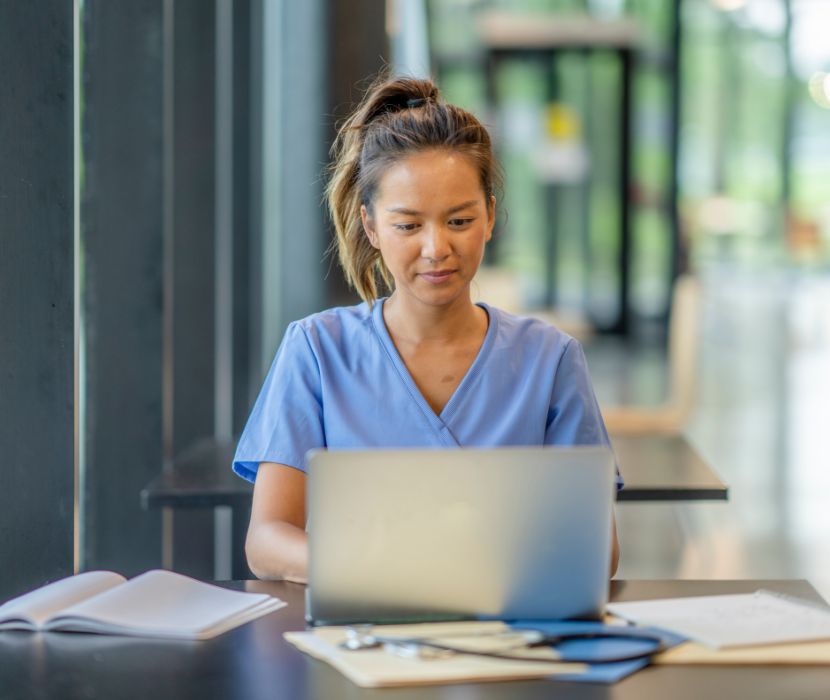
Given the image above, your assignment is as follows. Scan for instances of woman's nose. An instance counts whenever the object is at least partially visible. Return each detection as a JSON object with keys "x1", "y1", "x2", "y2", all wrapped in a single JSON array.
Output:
[{"x1": 421, "y1": 225, "x2": 451, "y2": 260}]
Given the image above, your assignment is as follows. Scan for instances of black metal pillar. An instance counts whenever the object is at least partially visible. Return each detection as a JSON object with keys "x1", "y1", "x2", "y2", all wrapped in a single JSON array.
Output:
[
  {"x1": 324, "y1": 0, "x2": 389, "y2": 306},
  {"x1": 168, "y1": 0, "x2": 218, "y2": 578},
  {"x1": 668, "y1": 0, "x2": 686, "y2": 283},
  {"x1": 81, "y1": 0, "x2": 165, "y2": 575},
  {"x1": 616, "y1": 47, "x2": 634, "y2": 335},
  {"x1": 232, "y1": 0, "x2": 255, "y2": 435},
  {"x1": 0, "y1": 0, "x2": 75, "y2": 599}
]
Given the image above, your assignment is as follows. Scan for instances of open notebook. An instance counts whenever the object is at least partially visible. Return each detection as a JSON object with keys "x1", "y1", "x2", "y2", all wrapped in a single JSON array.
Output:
[{"x1": 0, "y1": 569, "x2": 285, "y2": 640}]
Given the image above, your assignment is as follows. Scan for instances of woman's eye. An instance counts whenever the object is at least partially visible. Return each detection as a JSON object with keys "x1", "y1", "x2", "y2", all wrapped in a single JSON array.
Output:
[
  {"x1": 393, "y1": 223, "x2": 419, "y2": 232},
  {"x1": 449, "y1": 218, "x2": 474, "y2": 227}
]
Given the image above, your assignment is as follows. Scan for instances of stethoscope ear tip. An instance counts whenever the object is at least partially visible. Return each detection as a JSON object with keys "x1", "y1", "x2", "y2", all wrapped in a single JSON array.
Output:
[{"x1": 342, "y1": 625, "x2": 380, "y2": 650}]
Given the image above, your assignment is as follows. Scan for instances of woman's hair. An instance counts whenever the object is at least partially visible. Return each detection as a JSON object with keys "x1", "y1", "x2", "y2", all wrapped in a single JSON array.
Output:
[{"x1": 326, "y1": 74, "x2": 502, "y2": 303}]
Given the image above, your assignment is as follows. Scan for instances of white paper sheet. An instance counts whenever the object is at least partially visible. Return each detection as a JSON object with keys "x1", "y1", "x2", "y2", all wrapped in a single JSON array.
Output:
[{"x1": 607, "y1": 590, "x2": 830, "y2": 649}]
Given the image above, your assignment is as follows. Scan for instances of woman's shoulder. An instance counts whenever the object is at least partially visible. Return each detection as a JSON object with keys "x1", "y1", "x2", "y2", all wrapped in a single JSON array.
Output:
[
  {"x1": 482, "y1": 303, "x2": 576, "y2": 351},
  {"x1": 289, "y1": 301, "x2": 375, "y2": 345}
]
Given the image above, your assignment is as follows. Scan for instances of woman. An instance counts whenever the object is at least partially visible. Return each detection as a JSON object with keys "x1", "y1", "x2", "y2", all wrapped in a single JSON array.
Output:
[{"x1": 233, "y1": 75, "x2": 621, "y2": 583}]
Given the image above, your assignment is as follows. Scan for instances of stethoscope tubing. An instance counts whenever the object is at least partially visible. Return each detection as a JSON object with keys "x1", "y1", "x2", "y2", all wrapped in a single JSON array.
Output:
[{"x1": 343, "y1": 629, "x2": 667, "y2": 664}]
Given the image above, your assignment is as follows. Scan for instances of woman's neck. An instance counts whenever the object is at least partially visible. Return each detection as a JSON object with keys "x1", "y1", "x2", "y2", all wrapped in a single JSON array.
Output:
[{"x1": 382, "y1": 291, "x2": 486, "y2": 346}]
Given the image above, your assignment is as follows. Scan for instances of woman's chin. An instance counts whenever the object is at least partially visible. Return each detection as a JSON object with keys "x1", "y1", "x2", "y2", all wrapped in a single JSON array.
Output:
[{"x1": 411, "y1": 284, "x2": 471, "y2": 309}]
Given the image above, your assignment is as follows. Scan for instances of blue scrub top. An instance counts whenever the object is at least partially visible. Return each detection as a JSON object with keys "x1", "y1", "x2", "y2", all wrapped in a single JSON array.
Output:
[{"x1": 233, "y1": 300, "x2": 622, "y2": 489}]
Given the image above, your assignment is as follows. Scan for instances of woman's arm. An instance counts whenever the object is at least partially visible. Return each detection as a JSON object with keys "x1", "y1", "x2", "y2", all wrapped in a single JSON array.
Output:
[{"x1": 245, "y1": 462, "x2": 308, "y2": 582}]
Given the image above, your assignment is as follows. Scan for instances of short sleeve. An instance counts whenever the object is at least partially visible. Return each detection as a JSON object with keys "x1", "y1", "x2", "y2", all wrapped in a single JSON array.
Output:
[
  {"x1": 545, "y1": 338, "x2": 624, "y2": 491},
  {"x1": 232, "y1": 322, "x2": 324, "y2": 482}
]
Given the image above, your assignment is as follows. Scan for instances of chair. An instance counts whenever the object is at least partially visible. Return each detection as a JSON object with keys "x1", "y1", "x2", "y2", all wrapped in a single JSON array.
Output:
[{"x1": 601, "y1": 274, "x2": 701, "y2": 435}]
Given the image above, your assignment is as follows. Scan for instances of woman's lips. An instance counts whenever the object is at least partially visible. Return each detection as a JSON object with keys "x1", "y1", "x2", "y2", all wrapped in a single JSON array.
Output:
[{"x1": 420, "y1": 270, "x2": 456, "y2": 283}]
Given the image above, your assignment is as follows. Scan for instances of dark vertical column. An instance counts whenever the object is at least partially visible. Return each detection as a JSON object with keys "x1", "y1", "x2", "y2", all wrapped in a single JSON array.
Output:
[
  {"x1": 81, "y1": 0, "x2": 164, "y2": 575},
  {"x1": 617, "y1": 47, "x2": 634, "y2": 335},
  {"x1": 668, "y1": 0, "x2": 686, "y2": 283},
  {"x1": 171, "y1": 0, "x2": 216, "y2": 455},
  {"x1": 482, "y1": 49, "x2": 503, "y2": 266},
  {"x1": 246, "y1": 0, "x2": 265, "y2": 403},
  {"x1": 579, "y1": 50, "x2": 595, "y2": 312},
  {"x1": 169, "y1": 0, "x2": 217, "y2": 577},
  {"x1": 324, "y1": 0, "x2": 389, "y2": 306},
  {"x1": 0, "y1": 0, "x2": 74, "y2": 599},
  {"x1": 232, "y1": 0, "x2": 254, "y2": 434}
]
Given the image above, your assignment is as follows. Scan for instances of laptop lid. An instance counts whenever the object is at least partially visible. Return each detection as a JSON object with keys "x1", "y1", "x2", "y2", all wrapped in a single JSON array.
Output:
[{"x1": 306, "y1": 446, "x2": 615, "y2": 625}]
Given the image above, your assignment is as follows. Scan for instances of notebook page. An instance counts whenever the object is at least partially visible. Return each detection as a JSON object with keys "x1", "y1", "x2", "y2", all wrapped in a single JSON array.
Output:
[
  {"x1": 48, "y1": 570, "x2": 277, "y2": 637},
  {"x1": 607, "y1": 591, "x2": 830, "y2": 649},
  {"x1": 0, "y1": 571, "x2": 125, "y2": 628}
]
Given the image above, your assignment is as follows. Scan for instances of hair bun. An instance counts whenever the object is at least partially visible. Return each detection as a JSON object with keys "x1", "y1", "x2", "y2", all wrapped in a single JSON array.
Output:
[{"x1": 360, "y1": 77, "x2": 440, "y2": 125}]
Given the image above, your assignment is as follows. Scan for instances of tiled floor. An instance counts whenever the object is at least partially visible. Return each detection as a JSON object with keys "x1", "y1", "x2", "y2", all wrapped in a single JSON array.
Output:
[{"x1": 480, "y1": 263, "x2": 830, "y2": 601}]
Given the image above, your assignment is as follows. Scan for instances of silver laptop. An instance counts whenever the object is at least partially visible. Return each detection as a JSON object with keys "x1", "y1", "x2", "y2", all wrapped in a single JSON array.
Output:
[{"x1": 305, "y1": 446, "x2": 615, "y2": 625}]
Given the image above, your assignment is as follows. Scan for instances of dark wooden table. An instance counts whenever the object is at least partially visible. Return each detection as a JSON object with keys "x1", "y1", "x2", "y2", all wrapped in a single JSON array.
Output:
[
  {"x1": 141, "y1": 435, "x2": 727, "y2": 509},
  {"x1": 141, "y1": 436, "x2": 727, "y2": 578},
  {"x1": 2, "y1": 579, "x2": 827, "y2": 699},
  {"x1": 612, "y1": 433, "x2": 728, "y2": 502}
]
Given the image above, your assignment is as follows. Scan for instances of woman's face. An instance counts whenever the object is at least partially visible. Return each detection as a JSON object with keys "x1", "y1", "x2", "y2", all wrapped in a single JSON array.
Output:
[{"x1": 361, "y1": 149, "x2": 495, "y2": 310}]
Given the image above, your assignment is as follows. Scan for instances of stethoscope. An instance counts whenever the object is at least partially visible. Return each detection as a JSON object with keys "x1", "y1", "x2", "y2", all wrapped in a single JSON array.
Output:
[{"x1": 340, "y1": 624, "x2": 666, "y2": 664}]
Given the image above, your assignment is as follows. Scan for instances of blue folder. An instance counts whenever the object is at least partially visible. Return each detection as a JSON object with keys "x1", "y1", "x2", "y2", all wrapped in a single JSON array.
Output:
[{"x1": 508, "y1": 620, "x2": 687, "y2": 683}]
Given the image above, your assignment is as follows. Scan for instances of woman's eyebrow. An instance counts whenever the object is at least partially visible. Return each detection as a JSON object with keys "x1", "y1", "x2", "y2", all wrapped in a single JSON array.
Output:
[
  {"x1": 386, "y1": 200, "x2": 479, "y2": 216},
  {"x1": 386, "y1": 206, "x2": 421, "y2": 215},
  {"x1": 445, "y1": 200, "x2": 479, "y2": 215}
]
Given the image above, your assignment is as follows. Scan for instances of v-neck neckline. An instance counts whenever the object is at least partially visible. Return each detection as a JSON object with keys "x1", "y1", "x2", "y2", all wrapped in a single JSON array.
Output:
[{"x1": 371, "y1": 298, "x2": 498, "y2": 432}]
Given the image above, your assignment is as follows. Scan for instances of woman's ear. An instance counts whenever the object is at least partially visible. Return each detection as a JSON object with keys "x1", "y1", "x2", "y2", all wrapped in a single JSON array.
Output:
[
  {"x1": 485, "y1": 195, "x2": 496, "y2": 242},
  {"x1": 360, "y1": 204, "x2": 379, "y2": 249}
]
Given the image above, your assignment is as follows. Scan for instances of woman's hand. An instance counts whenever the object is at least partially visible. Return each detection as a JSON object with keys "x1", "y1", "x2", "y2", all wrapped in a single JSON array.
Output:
[
  {"x1": 610, "y1": 511, "x2": 620, "y2": 578},
  {"x1": 245, "y1": 463, "x2": 308, "y2": 582}
]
